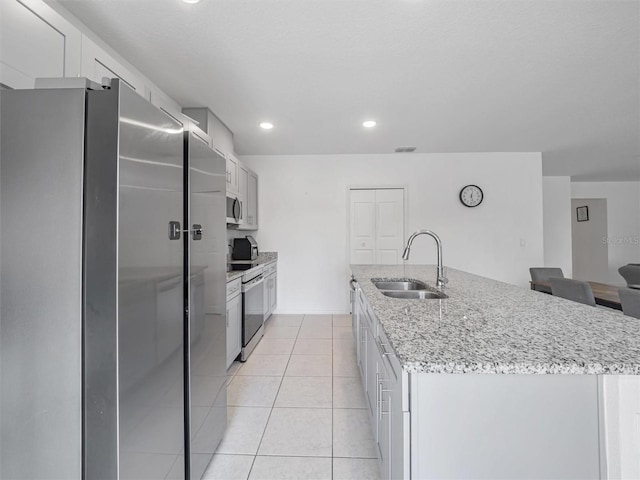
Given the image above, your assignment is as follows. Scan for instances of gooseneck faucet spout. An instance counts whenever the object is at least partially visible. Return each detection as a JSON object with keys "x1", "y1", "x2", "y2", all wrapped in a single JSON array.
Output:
[{"x1": 402, "y1": 230, "x2": 448, "y2": 288}]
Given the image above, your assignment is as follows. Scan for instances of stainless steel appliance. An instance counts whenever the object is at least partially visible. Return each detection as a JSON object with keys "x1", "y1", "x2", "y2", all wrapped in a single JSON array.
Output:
[
  {"x1": 0, "y1": 78, "x2": 226, "y2": 480},
  {"x1": 184, "y1": 126, "x2": 228, "y2": 479},
  {"x1": 232, "y1": 235, "x2": 259, "y2": 260},
  {"x1": 240, "y1": 264, "x2": 265, "y2": 361},
  {"x1": 226, "y1": 193, "x2": 243, "y2": 225}
]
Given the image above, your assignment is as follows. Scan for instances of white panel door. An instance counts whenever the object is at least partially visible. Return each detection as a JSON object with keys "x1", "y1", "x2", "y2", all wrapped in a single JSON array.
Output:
[
  {"x1": 350, "y1": 189, "x2": 376, "y2": 264},
  {"x1": 376, "y1": 189, "x2": 405, "y2": 265},
  {"x1": 350, "y1": 188, "x2": 404, "y2": 265}
]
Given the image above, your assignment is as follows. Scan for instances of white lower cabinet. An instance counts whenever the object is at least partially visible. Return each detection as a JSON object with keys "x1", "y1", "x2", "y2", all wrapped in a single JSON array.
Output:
[
  {"x1": 269, "y1": 271, "x2": 277, "y2": 313},
  {"x1": 226, "y1": 278, "x2": 242, "y2": 368},
  {"x1": 354, "y1": 284, "x2": 407, "y2": 480},
  {"x1": 263, "y1": 262, "x2": 277, "y2": 321}
]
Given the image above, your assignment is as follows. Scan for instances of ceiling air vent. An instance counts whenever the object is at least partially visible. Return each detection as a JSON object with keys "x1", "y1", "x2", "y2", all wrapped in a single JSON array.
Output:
[{"x1": 394, "y1": 146, "x2": 416, "y2": 153}]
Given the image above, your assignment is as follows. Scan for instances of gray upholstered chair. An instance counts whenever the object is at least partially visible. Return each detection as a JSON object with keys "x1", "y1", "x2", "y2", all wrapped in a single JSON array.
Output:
[
  {"x1": 619, "y1": 287, "x2": 640, "y2": 319},
  {"x1": 529, "y1": 267, "x2": 565, "y2": 294},
  {"x1": 618, "y1": 264, "x2": 640, "y2": 286},
  {"x1": 549, "y1": 277, "x2": 596, "y2": 307}
]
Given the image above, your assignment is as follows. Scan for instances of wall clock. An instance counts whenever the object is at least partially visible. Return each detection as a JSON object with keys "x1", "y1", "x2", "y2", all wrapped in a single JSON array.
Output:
[{"x1": 459, "y1": 185, "x2": 484, "y2": 208}]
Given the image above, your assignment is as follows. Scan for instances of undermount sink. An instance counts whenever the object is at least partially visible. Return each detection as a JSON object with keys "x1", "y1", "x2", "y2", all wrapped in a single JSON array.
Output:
[
  {"x1": 371, "y1": 278, "x2": 448, "y2": 300},
  {"x1": 382, "y1": 290, "x2": 447, "y2": 300},
  {"x1": 372, "y1": 280, "x2": 427, "y2": 291}
]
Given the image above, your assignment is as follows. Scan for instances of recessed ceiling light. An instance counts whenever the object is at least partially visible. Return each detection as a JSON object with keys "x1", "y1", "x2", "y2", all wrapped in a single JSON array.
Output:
[
  {"x1": 182, "y1": 0, "x2": 202, "y2": 4},
  {"x1": 362, "y1": 120, "x2": 376, "y2": 128},
  {"x1": 260, "y1": 122, "x2": 274, "y2": 130}
]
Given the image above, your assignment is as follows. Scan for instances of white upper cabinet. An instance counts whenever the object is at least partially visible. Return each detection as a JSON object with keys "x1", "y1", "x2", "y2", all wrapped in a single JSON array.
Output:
[
  {"x1": 0, "y1": 0, "x2": 233, "y2": 153},
  {"x1": 247, "y1": 170, "x2": 259, "y2": 229},
  {"x1": 237, "y1": 165, "x2": 258, "y2": 231},
  {"x1": 226, "y1": 153, "x2": 239, "y2": 194},
  {"x1": 80, "y1": 35, "x2": 148, "y2": 99},
  {"x1": 238, "y1": 163, "x2": 249, "y2": 220},
  {"x1": 0, "y1": 0, "x2": 81, "y2": 89},
  {"x1": 182, "y1": 107, "x2": 234, "y2": 154},
  {"x1": 150, "y1": 89, "x2": 185, "y2": 126}
]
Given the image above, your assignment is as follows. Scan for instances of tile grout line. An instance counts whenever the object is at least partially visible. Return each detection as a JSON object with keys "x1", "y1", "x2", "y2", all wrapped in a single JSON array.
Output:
[
  {"x1": 247, "y1": 317, "x2": 301, "y2": 478},
  {"x1": 331, "y1": 313, "x2": 335, "y2": 480}
]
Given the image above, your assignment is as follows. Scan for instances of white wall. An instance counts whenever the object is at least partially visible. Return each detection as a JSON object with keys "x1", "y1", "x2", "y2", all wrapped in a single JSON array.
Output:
[
  {"x1": 241, "y1": 153, "x2": 544, "y2": 314},
  {"x1": 572, "y1": 182, "x2": 640, "y2": 285},
  {"x1": 542, "y1": 177, "x2": 573, "y2": 277}
]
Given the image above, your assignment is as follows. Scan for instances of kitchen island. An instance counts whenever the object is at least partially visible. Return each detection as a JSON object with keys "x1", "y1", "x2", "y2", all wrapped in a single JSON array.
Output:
[{"x1": 350, "y1": 265, "x2": 640, "y2": 480}]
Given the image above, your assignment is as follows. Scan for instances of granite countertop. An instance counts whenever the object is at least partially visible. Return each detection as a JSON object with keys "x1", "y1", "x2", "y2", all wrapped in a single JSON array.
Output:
[
  {"x1": 226, "y1": 252, "x2": 278, "y2": 282},
  {"x1": 350, "y1": 265, "x2": 640, "y2": 375}
]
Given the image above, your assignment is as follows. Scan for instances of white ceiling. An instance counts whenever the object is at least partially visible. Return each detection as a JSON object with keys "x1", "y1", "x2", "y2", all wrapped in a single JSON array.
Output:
[{"x1": 54, "y1": 0, "x2": 639, "y2": 181}]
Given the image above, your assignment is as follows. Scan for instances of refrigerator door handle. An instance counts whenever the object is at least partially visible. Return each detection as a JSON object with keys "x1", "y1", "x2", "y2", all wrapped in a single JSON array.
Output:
[
  {"x1": 168, "y1": 221, "x2": 181, "y2": 240},
  {"x1": 191, "y1": 224, "x2": 203, "y2": 240}
]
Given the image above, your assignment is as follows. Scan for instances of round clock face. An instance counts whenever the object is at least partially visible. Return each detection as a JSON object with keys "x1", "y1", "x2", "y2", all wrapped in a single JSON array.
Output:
[{"x1": 459, "y1": 185, "x2": 484, "y2": 207}]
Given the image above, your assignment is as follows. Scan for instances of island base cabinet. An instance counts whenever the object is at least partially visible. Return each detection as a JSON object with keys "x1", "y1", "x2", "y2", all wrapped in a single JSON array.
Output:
[
  {"x1": 409, "y1": 374, "x2": 602, "y2": 480},
  {"x1": 354, "y1": 285, "x2": 408, "y2": 480}
]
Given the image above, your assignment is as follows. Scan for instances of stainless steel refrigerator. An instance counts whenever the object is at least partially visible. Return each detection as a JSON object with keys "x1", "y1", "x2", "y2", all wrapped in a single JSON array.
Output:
[{"x1": 0, "y1": 78, "x2": 227, "y2": 479}]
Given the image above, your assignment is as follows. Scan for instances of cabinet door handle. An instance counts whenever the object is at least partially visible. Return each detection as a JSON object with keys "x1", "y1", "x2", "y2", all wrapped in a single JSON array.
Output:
[
  {"x1": 377, "y1": 339, "x2": 392, "y2": 357},
  {"x1": 378, "y1": 379, "x2": 392, "y2": 420},
  {"x1": 381, "y1": 395, "x2": 390, "y2": 417},
  {"x1": 376, "y1": 372, "x2": 381, "y2": 420}
]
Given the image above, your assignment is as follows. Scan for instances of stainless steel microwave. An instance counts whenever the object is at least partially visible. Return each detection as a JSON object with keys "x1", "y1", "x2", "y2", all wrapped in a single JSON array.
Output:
[{"x1": 226, "y1": 194, "x2": 243, "y2": 225}]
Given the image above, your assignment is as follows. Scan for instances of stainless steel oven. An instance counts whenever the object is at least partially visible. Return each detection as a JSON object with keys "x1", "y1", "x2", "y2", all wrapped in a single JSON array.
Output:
[{"x1": 240, "y1": 265, "x2": 264, "y2": 361}]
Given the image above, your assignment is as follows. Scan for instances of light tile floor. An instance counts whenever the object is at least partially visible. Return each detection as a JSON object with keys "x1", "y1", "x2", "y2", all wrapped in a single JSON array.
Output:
[{"x1": 202, "y1": 314, "x2": 381, "y2": 480}]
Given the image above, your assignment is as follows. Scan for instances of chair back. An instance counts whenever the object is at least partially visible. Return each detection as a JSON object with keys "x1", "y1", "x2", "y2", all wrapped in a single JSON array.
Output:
[
  {"x1": 618, "y1": 264, "x2": 640, "y2": 286},
  {"x1": 529, "y1": 267, "x2": 564, "y2": 293},
  {"x1": 619, "y1": 287, "x2": 640, "y2": 319},
  {"x1": 549, "y1": 278, "x2": 596, "y2": 307}
]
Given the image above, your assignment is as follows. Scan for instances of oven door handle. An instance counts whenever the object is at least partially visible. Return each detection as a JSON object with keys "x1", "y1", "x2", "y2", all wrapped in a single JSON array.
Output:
[{"x1": 243, "y1": 276, "x2": 264, "y2": 292}]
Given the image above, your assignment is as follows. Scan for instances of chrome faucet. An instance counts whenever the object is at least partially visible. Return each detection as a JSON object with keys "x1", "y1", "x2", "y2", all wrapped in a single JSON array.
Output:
[{"x1": 402, "y1": 230, "x2": 448, "y2": 288}]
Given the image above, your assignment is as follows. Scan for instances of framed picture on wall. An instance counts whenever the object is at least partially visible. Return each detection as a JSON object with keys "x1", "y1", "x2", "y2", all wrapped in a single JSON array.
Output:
[{"x1": 576, "y1": 205, "x2": 589, "y2": 222}]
